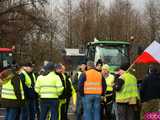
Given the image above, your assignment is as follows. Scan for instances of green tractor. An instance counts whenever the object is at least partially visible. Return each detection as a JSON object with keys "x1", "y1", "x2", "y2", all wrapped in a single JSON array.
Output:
[{"x1": 86, "y1": 38, "x2": 130, "y2": 72}]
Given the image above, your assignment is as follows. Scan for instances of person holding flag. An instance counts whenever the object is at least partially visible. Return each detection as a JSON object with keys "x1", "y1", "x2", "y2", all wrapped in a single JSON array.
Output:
[
  {"x1": 115, "y1": 63, "x2": 140, "y2": 120},
  {"x1": 122, "y1": 40, "x2": 160, "y2": 120}
]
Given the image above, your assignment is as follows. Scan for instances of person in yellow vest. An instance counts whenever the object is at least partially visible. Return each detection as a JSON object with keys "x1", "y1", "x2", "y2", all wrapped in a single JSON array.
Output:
[
  {"x1": 0, "y1": 64, "x2": 25, "y2": 120},
  {"x1": 115, "y1": 63, "x2": 140, "y2": 120},
  {"x1": 78, "y1": 60, "x2": 106, "y2": 120},
  {"x1": 36, "y1": 65, "x2": 51, "y2": 120},
  {"x1": 101, "y1": 64, "x2": 115, "y2": 120},
  {"x1": 53, "y1": 64, "x2": 65, "y2": 120},
  {"x1": 35, "y1": 62, "x2": 64, "y2": 120},
  {"x1": 20, "y1": 63, "x2": 37, "y2": 120},
  {"x1": 61, "y1": 64, "x2": 76, "y2": 119},
  {"x1": 54, "y1": 63, "x2": 76, "y2": 120}
]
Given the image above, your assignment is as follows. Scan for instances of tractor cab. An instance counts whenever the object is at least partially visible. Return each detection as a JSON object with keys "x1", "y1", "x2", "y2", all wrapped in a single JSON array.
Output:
[{"x1": 86, "y1": 39, "x2": 130, "y2": 72}]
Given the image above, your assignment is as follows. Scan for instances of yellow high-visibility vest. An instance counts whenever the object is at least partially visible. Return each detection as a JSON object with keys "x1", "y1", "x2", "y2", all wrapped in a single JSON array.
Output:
[
  {"x1": 1, "y1": 78, "x2": 24, "y2": 100},
  {"x1": 116, "y1": 72, "x2": 140, "y2": 104},
  {"x1": 35, "y1": 72, "x2": 64, "y2": 98},
  {"x1": 21, "y1": 70, "x2": 36, "y2": 88},
  {"x1": 105, "y1": 74, "x2": 114, "y2": 92}
]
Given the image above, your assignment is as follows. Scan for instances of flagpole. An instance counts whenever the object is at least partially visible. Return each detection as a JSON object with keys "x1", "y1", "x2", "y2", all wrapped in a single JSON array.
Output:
[
  {"x1": 126, "y1": 56, "x2": 139, "y2": 72},
  {"x1": 126, "y1": 61, "x2": 136, "y2": 72}
]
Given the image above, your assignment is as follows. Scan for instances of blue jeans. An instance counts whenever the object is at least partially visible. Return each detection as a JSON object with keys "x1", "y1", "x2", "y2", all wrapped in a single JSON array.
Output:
[
  {"x1": 76, "y1": 94, "x2": 83, "y2": 120},
  {"x1": 5, "y1": 108, "x2": 19, "y2": 120},
  {"x1": 83, "y1": 94, "x2": 101, "y2": 120},
  {"x1": 40, "y1": 99, "x2": 58, "y2": 120},
  {"x1": 21, "y1": 99, "x2": 36, "y2": 120}
]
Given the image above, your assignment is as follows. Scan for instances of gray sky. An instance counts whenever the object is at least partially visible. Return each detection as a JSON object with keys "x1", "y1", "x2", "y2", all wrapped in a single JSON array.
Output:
[
  {"x1": 49, "y1": 0, "x2": 146, "y2": 13},
  {"x1": 104, "y1": 0, "x2": 145, "y2": 10},
  {"x1": 126, "y1": 0, "x2": 145, "y2": 10}
]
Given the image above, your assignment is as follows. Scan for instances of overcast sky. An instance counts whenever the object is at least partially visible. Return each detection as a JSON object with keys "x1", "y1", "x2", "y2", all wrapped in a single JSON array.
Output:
[
  {"x1": 104, "y1": 0, "x2": 145, "y2": 10},
  {"x1": 131, "y1": 0, "x2": 145, "y2": 9},
  {"x1": 49, "y1": 0, "x2": 146, "y2": 12}
]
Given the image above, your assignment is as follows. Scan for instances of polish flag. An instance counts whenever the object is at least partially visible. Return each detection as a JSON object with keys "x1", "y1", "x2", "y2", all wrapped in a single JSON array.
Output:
[{"x1": 134, "y1": 41, "x2": 160, "y2": 64}]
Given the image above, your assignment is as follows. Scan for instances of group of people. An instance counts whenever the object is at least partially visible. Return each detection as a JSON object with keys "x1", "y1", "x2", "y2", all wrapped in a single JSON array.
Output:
[
  {"x1": 0, "y1": 59, "x2": 160, "y2": 120},
  {"x1": 73, "y1": 60, "x2": 160, "y2": 120},
  {"x1": 73, "y1": 60, "x2": 140, "y2": 120},
  {"x1": 0, "y1": 62, "x2": 76, "y2": 120}
]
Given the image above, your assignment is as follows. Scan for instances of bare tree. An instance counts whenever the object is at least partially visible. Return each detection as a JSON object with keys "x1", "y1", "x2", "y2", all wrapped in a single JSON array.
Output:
[
  {"x1": 67, "y1": 0, "x2": 106, "y2": 47},
  {"x1": 63, "y1": 0, "x2": 144, "y2": 47},
  {"x1": 145, "y1": 0, "x2": 160, "y2": 41},
  {"x1": 0, "y1": 0, "x2": 63, "y2": 66}
]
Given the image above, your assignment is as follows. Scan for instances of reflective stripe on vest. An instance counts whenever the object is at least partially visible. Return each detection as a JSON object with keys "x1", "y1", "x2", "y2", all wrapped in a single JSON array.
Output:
[
  {"x1": 21, "y1": 71, "x2": 36, "y2": 88},
  {"x1": 36, "y1": 72, "x2": 64, "y2": 98},
  {"x1": 105, "y1": 74, "x2": 114, "y2": 92},
  {"x1": 1, "y1": 79, "x2": 24, "y2": 100},
  {"x1": 116, "y1": 72, "x2": 140, "y2": 102},
  {"x1": 84, "y1": 69, "x2": 102, "y2": 94}
]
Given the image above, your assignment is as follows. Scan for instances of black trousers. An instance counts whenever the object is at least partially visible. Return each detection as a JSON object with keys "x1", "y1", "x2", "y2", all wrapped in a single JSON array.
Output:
[{"x1": 117, "y1": 103, "x2": 135, "y2": 120}]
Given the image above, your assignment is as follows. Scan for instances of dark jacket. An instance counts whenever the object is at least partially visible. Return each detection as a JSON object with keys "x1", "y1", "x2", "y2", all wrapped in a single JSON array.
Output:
[
  {"x1": 64, "y1": 73, "x2": 73, "y2": 98},
  {"x1": 140, "y1": 71, "x2": 160, "y2": 102},
  {"x1": 20, "y1": 72, "x2": 37, "y2": 99},
  {"x1": 56, "y1": 72, "x2": 72, "y2": 99}
]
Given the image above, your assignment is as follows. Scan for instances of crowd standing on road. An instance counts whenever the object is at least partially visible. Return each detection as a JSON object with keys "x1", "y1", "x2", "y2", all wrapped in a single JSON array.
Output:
[
  {"x1": 0, "y1": 62, "x2": 76, "y2": 120},
  {"x1": 0, "y1": 59, "x2": 160, "y2": 120}
]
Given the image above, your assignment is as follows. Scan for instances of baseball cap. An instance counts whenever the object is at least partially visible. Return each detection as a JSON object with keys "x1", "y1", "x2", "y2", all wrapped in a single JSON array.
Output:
[
  {"x1": 43, "y1": 62, "x2": 54, "y2": 71},
  {"x1": 54, "y1": 64, "x2": 62, "y2": 69}
]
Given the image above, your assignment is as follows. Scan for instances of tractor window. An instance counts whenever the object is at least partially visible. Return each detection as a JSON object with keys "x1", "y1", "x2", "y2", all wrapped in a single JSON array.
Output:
[
  {"x1": 87, "y1": 46, "x2": 95, "y2": 61},
  {"x1": 98, "y1": 46, "x2": 129, "y2": 66}
]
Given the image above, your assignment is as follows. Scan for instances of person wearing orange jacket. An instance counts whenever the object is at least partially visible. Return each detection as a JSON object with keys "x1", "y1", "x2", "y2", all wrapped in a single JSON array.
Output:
[{"x1": 78, "y1": 60, "x2": 106, "y2": 120}]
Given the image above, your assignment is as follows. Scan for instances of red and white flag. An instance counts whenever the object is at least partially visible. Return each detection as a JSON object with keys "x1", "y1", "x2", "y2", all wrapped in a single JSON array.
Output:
[{"x1": 134, "y1": 41, "x2": 160, "y2": 64}]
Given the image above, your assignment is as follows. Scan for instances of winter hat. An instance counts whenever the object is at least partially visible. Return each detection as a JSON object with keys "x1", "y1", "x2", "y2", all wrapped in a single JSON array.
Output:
[
  {"x1": 102, "y1": 64, "x2": 110, "y2": 71},
  {"x1": 43, "y1": 62, "x2": 54, "y2": 71}
]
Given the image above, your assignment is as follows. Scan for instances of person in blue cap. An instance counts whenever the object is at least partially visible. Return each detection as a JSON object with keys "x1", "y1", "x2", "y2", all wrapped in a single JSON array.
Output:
[{"x1": 35, "y1": 62, "x2": 64, "y2": 120}]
